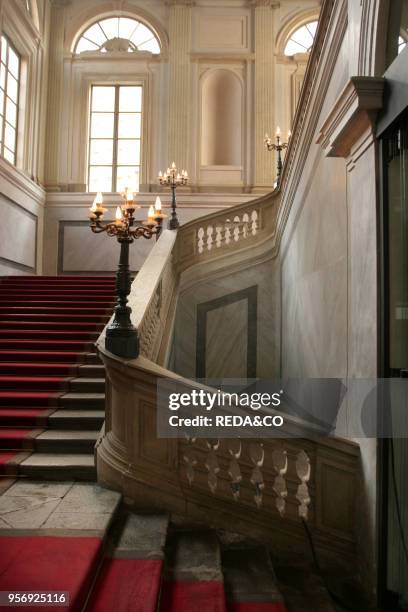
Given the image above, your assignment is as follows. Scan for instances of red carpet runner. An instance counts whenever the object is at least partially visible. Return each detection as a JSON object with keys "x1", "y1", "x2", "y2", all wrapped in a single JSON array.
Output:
[{"x1": 0, "y1": 275, "x2": 116, "y2": 473}]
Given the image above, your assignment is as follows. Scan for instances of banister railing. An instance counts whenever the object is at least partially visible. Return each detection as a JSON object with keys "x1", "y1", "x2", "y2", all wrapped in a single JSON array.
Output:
[
  {"x1": 175, "y1": 190, "x2": 280, "y2": 273},
  {"x1": 95, "y1": 212, "x2": 360, "y2": 572}
]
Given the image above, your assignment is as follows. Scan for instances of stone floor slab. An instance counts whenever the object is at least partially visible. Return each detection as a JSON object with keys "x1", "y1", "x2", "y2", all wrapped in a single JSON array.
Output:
[
  {"x1": 4, "y1": 480, "x2": 73, "y2": 499},
  {"x1": 42, "y1": 511, "x2": 115, "y2": 531}
]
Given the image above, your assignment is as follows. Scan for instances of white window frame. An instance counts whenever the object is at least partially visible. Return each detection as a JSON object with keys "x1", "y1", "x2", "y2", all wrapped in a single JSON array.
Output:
[
  {"x1": 87, "y1": 83, "x2": 144, "y2": 193},
  {"x1": 0, "y1": 34, "x2": 21, "y2": 165}
]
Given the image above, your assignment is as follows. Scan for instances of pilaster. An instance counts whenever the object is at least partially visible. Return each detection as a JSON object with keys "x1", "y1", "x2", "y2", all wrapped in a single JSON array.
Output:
[
  {"x1": 253, "y1": 2, "x2": 276, "y2": 189},
  {"x1": 44, "y1": 1, "x2": 69, "y2": 190},
  {"x1": 167, "y1": 1, "x2": 192, "y2": 172}
]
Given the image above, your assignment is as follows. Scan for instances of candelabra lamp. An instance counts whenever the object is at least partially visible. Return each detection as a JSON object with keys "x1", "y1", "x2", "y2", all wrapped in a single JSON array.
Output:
[
  {"x1": 158, "y1": 162, "x2": 188, "y2": 230},
  {"x1": 88, "y1": 190, "x2": 166, "y2": 358},
  {"x1": 264, "y1": 127, "x2": 291, "y2": 185}
]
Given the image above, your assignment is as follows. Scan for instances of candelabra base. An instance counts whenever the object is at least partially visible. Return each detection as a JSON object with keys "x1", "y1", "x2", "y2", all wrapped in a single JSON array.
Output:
[
  {"x1": 105, "y1": 327, "x2": 139, "y2": 359},
  {"x1": 168, "y1": 217, "x2": 180, "y2": 230}
]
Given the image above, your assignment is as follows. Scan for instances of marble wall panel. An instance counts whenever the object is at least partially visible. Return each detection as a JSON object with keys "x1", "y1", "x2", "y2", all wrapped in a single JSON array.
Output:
[
  {"x1": 0, "y1": 195, "x2": 37, "y2": 273},
  {"x1": 173, "y1": 259, "x2": 279, "y2": 380}
]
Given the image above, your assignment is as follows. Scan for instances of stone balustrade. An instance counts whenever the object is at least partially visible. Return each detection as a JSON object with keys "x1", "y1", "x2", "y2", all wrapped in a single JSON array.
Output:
[{"x1": 95, "y1": 215, "x2": 360, "y2": 572}]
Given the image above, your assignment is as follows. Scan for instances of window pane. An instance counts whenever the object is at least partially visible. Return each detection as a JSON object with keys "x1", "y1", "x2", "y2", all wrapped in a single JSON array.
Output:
[
  {"x1": 90, "y1": 139, "x2": 113, "y2": 165},
  {"x1": 82, "y1": 23, "x2": 107, "y2": 47},
  {"x1": 0, "y1": 116, "x2": 3, "y2": 142},
  {"x1": 118, "y1": 113, "x2": 141, "y2": 139},
  {"x1": 89, "y1": 166, "x2": 112, "y2": 192},
  {"x1": 76, "y1": 38, "x2": 99, "y2": 53},
  {"x1": 0, "y1": 89, "x2": 4, "y2": 115},
  {"x1": 7, "y1": 74, "x2": 18, "y2": 103},
  {"x1": 117, "y1": 139, "x2": 140, "y2": 165},
  {"x1": 91, "y1": 87, "x2": 115, "y2": 112},
  {"x1": 131, "y1": 24, "x2": 154, "y2": 47},
  {"x1": 1, "y1": 38, "x2": 7, "y2": 64},
  {"x1": 8, "y1": 46, "x2": 19, "y2": 79},
  {"x1": 100, "y1": 18, "x2": 119, "y2": 40},
  {"x1": 0, "y1": 63, "x2": 5, "y2": 90},
  {"x1": 291, "y1": 26, "x2": 314, "y2": 49},
  {"x1": 91, "y1": 112, "x2": 114, "y2": 138},
  {"x1": 119, "y1": 18, "x2": 139, "y2": 40},
  {"x1": 6, "y1": 98, "x2": 17, "y2": 126},
  {"x1": 4, "y1": 123, "x2": 16, "y2": 151},
  {"x1": 284, "y1": 40, "x2": 306, "y2": 56},
  {"x1": 138, "y1": 39, "x2": 161, "y2": 54},
  {"x1": 3, "y1": 147, "x2": 14, "y2": 163},
  {"x1": 116, "y1": 166, "x2": 139, "y2": 193},
  {"x1": 119, "y1": 87, "x2": 142, "y2": 112}
]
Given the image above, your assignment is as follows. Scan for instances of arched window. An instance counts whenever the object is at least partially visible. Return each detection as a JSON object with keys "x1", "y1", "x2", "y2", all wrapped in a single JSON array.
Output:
[
  {"x1": 75, "y1": 17, "x2": 161, "y2": 55},
  {"x1": 284, "y1": 21, "x2": 318, "y2": 56}
]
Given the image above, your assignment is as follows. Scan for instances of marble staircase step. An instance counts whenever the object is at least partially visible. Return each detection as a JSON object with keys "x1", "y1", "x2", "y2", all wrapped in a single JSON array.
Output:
[
  {"x1": 19, "y1": 453, "x2": 96, "y2": 480},
  {"x1": 35, "y1": 430, "x2": 99, "y2": 454},
  {"x1": 78, "y1": 364, "x2": 105, "y2": 378},
  {"x1": 69, "y1": 378, "x2": 105, "y2": 393},
  {"x1": 59, "y1": 393, "x2": 105, "y2": 410},
  {"x1": 49, "y1": 410, "x2": 105, "y2": 430}
]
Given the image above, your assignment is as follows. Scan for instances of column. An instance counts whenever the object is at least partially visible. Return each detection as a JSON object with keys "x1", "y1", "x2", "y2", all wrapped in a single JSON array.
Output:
[
  {"x1": 44, "y1": 0, "x2": 69, "y2": 190},
  {"x1": 253, "y1": 0, "x2": 278, "y2": 190},
  {"x1": 167, "y1": 0, "x2": 193, "y2": 173}
]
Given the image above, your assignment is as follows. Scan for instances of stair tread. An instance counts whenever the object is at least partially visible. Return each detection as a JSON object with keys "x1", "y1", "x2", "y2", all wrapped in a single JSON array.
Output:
[
  {"x1": 21, "y1": 453, "x2": 95, "y2": 467},
  {"x1": 50, "y1": 410, "x2": 105, "y2": 418},
  {"x1": 36, "y1": 430, "x2": 99, "y2": 441},
  {"x1": 61, "y1": 393, "x2": 105, "y2": 401}
]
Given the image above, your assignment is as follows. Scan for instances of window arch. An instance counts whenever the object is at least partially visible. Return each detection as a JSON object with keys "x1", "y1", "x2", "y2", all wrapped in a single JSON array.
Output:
[
  {"x1": 284, "y1": 21, "x2": 318, "y2": 56},
  {"x1": 75, "y1": 16, "x2": 161, "y2": 55}
]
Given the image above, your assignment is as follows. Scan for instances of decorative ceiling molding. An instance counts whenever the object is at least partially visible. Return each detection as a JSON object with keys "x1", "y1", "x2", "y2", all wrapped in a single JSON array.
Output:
[{"x1": 316, "y1": 76, "x2": 385, "y2": 158}]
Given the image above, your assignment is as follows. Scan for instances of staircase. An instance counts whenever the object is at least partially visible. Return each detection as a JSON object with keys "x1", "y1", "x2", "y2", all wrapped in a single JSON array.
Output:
[
  {"x1": 0, "y1": 478, "x2": 295, "y2": 611},
  {"x1": 0, "y1": 275, "x2": 116, "y2": 480}
]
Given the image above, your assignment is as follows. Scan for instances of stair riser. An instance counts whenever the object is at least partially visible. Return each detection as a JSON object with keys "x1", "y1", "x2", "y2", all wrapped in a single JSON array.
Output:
[
  {"x1": 59, "y1": 400, "x2": 105, "y2": 410},
  {"x1": 19, "y1": 464, "x2": 97, "y2": 481},
  {"x1": 0, "y1": 341, "x2": 95, "y2": 351},
  {"x1": 69, "y1": 381, "x2": 106, "y2": 393},
  {"x1": 35, "y1": 439, "x2": 97, "y2": 454},
  {"x1": 49, "y1": 416, "x2": 104, "y2": 429},
  {"x1": 0, "y1": 332, "x2": 100, "y2": 341},
  {"x1": 0, "y1": 322, "x2": 104, "y2": 330},
  {"x1": 0, "y1": 351, "x2": 87, "y2": 363}
]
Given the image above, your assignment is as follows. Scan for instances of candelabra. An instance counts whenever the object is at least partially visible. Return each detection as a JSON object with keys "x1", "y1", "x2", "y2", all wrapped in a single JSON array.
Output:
[
  {"x1": 264, "y1": 127, "x2": 291, "y2": 185},
  {"x1": 158, "y1": 162, "x2": 188, "y2": 230},
  {"x1": 88, "y1": 190, "x2": 166, "y2": 358}
]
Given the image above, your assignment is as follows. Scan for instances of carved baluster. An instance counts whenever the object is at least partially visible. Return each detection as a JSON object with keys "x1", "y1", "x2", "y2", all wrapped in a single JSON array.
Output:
[
  {"x1": 296, "y1": 450, "x2": 311, "y2": 519},
  {"x1": 249, "y1": 442, "x2": 265, "y2": 508},
  {"x1": 183, "y1": 437, "x2": 197, "y2": 485},
  {"x1": 205, "y1": 439, "x2": 220, "y2": 493},
  {"x1": 272, "y1": 448, "x2": 288, "y2": 516},
  {"x1": 224, "y1": 219, "x2": 231, "y2": 245},
  {"x1": 251, "y1": 210, "x2": 258, "y2": 235},
  {"x1": 207, "y1": 225, "x2": 214, "y2": 251},
  {"x1": 233, "y1": 216, "x2": 240, "y2": 242},
  {"x1": 215, "y1": 225, "x2": 222, "y2": 248},
  {"x1": 227, "y1": 440, "x2": 242, "y2": 501},
  {"x1": 198, "y1": 227, "x2": 204, "y2": 254},
  {"x1": 242, "y1": 213, "x2": 249, "y2": 238}
]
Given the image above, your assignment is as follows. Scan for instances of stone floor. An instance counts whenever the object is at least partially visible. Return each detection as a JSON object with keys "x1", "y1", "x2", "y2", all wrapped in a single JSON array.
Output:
[{"x1": 0, "y1": 479, "x2": 121, "y2": 533}]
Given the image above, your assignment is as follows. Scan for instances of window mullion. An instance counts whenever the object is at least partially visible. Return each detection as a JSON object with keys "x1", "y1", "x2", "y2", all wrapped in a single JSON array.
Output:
[{"x1": 112, "y1": 85, "x2": 120, "y2": 192}]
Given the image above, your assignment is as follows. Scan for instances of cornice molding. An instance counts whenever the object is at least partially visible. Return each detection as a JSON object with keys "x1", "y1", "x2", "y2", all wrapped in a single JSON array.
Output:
[
  {"x1": 248, "y1": 0, "x2": 280, "y2": 7},
  {"x1": 316, "y1": 76, "x2": 385, "y2": 157},
  {"x1": 165, "y1": 1, "x2": 195, "y2": 6}
]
